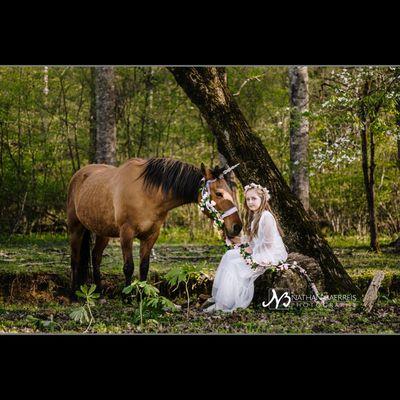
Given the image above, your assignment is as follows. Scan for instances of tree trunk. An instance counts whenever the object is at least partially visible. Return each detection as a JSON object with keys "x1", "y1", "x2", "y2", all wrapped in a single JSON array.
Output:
[
  {"x1": 289, "y1": 66, "x2": 310, "y2": 211},
  {"x1": 359, "y1": 80, "x2": 379, "y2": 252},
  {"x1": 136, "y1": 68, "x2": 154, "y2": 158},
  {"x1": 95, "y1": 67, "x2": 117, "y2": 165},
  {"x1": 168, "y1": 67, "x2": 360, "y2": 295}
]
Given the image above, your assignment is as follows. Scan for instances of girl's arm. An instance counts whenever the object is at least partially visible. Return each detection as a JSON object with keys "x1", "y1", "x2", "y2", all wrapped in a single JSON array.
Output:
[{"x1": 251, "y1": 212, "x2": 276, "y2": 263}]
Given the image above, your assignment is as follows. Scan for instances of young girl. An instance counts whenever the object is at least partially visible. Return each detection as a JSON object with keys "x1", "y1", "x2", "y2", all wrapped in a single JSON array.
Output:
[{"x1": 203, "y1": 183, "x2": 288, "y2": 313}]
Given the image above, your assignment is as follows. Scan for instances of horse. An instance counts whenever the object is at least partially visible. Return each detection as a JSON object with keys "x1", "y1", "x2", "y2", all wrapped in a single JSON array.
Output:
[{"x1": 66, "y1": 157, "x2": 242, "y2": 298}]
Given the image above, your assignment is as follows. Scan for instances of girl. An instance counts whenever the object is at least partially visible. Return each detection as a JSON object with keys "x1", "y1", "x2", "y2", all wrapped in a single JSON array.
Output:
[{"x1": 203, "y1": 183, "x2": 288, "y2": 313}]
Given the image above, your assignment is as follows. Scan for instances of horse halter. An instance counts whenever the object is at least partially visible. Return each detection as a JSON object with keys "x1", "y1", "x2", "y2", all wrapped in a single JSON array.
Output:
[{"x1": 199, "y1": 163, "x2": 240, "y2": 220}]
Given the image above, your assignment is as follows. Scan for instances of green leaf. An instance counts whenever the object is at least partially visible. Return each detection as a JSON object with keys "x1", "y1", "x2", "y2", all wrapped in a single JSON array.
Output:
[
  {"x1": 80, "y1": 285, "x2": 89, "y2": 295},
  {"x1": 143, "y1": 284, "x2": 159, "y2": 297},
  {"x1": 69, "y1": 307, "x2": 89, "y2": 324},
  {"x1": 122, "y1": 285, "x2": 133, "y2": 294},
  {"x1": 88, "y1": 284, "x2": 97, "y2": 295}
]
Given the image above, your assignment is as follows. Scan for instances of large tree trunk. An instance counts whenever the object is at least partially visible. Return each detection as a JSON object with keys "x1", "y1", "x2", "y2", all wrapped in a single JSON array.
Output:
[
  {"x1": 360, "y1": 80, "x2": 379, "y2": 252},
  {"x1": 168, "y1": 67, "x2": 360, "y2": 295},
  {"x1": 289, "y1": 66, "x2": 310, "y2": 211},
  {"x1": 95, "y1": 67, "x2": 117, "y2": 165}
]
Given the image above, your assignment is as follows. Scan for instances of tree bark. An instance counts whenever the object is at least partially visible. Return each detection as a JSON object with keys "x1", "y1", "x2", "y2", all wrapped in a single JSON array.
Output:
[
  {"x1": 95, "y1": 67, "x2": 117, "y2": 165},
  {"x1": 168, "y1": 67, "x2": 360, "y2": 295},
  {"x1": 289, "y1": 66, "x2": 310, "y2": 211},
  {"x1": 136, "y1": 69, "x2": 152, "y2": 158}
]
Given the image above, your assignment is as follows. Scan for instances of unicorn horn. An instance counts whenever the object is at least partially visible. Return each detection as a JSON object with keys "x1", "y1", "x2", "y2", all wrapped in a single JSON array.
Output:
[{"x1": 222, "y1": 163, "x2": 240, "y2": 176}]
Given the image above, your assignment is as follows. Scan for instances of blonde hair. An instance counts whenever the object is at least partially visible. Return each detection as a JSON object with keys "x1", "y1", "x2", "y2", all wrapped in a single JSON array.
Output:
[{"x1": 243, "y1": 187, "x2": 284, "y2": 241}]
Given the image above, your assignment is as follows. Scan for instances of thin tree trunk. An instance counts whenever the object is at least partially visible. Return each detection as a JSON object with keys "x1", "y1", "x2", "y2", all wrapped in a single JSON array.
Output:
[
  {"x1": 59, "y1": 73, "x2": 76, "y2": 172},
  {"x1": 289, "y1": 66, "x2": 310, "y2": 211},
  {"x1": 369, "y1": 120, "x2": 379, "y2": 251},
  {"x1": 168, "y1": 67, "x2": 359, "y2": 295},
  {"x1": 136, "y1": 69, "x2": 153, "y2": 158},
  {"x1": 95, "y1": 67, "x2": 117, "y2": 165},
  {"x1": 359, "y1": 80, "x2": 379, "y2": 252}
]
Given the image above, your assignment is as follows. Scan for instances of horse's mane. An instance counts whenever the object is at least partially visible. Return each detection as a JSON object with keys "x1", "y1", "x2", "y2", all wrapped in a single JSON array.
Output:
[
  {"x1": 138, "y1": 158, "x2": 204, "y2": 203},
  {"x1": 138, "y1": 157, "x2": 236, "y2": 202}
]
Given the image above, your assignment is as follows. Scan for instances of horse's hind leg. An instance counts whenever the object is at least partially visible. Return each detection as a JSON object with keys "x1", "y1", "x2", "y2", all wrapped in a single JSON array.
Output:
[
  {"x1": 92, "y1": 235, "x2": 109, "y2": 292},
  {"x1": 120, "y1": 224, "x2": 136, "y2": 287},
  {"x1": 69, "y1": 223, "x2": 86, "y2": 299}
]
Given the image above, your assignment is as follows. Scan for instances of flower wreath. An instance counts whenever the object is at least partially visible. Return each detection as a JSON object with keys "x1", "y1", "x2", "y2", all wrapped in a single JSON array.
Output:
[{"x1": 244, "y1": 182, "x2": 271, "y2": 201}]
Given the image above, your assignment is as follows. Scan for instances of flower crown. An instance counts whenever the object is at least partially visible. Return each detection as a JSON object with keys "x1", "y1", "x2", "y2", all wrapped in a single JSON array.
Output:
[{"x1": 244, "y1": 183, "x2": 271, "y2": 201}]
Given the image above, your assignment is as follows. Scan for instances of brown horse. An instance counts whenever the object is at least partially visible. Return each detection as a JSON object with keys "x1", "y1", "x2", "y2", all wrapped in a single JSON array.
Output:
[{"x1": 66, "y1": 157, "x2": 242, "y2": 298}]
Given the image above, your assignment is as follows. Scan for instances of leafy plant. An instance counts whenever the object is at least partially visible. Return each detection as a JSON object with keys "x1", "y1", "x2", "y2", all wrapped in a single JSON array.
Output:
[
  {"x1": 69, "y1": 284, "x2": 99, "y2": 333},
  {"x1": 26, "y1": 314, "x2": 61, "y2": 332},
  {"x1": 123, "y1": 279, "x2": 176, "y2": 327},
  {"x1": 165, "y1": 264, "x2": 205, "y2": 319}
]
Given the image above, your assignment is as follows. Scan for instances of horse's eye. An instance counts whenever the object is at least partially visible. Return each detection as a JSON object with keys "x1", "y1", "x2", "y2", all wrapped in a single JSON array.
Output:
[{"x1": 216, "y1": 192, "x2": 223, "y2": 198}]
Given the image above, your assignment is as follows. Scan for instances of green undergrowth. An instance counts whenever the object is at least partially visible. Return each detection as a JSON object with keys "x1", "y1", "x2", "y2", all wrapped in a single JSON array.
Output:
[{"x1": 0, "y1": 232, "x2": 399, "y2": 333}]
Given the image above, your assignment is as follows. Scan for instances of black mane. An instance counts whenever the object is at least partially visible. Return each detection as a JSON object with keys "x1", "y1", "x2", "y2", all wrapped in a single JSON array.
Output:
[{"x1": 138, "y1": 158, "x2": 204, "y2": 203}]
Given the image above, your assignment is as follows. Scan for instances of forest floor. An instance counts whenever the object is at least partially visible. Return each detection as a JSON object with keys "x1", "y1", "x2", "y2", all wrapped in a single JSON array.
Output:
[{"x1": 0, "y1": 233, "x2": 399, "y2": 334}]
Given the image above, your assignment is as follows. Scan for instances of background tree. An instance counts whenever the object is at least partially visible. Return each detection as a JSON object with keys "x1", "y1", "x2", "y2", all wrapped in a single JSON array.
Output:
[
  {"x1": 88, "y1": 67, "x2": 97, "y2": 163},
  {"x1": 313, "y1": 67, "x2": 400, "y2": 251},
  {"x1": 289, "y1": 66, "x2": 310, "y2": 211},
  {"x1": 0, "y1": 66, "x2": 398, "y2": 250},
  {"x1": 95, "y1": 67, "x2": 116, "y2": 165}
]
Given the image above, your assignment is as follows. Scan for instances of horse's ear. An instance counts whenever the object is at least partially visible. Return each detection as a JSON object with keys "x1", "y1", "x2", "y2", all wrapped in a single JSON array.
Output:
[
  {"x1": 201, "y1": 163, "x2": 213, "y2": 180},
  {"x1": 200, "y1": 163, "x2": 206, "y2": 176}
]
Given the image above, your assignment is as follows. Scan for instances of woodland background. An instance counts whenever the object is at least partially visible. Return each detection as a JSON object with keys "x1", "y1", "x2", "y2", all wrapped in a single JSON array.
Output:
[{"x1": 0, "y1": 66, "x2": 399, "y2": 244}]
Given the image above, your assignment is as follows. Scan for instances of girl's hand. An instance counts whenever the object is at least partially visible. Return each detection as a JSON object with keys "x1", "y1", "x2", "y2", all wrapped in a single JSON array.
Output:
[{"x1": 245, "y1": 246, "x2": 253, "y2": 254}]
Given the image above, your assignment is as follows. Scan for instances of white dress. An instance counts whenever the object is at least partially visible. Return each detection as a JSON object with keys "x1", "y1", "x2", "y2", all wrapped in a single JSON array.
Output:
[{"x1": 205, "y1": 210, "x2": 288, "y2": 313}]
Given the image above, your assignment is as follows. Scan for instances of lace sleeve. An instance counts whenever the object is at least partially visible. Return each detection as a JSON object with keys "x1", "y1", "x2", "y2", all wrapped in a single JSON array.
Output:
[
  {"x1": 251, "y1": 211, "x2": 279, "y2": 265},
  {"x1": 257, "y1": 211, "x2": 276, "y2": 245}
]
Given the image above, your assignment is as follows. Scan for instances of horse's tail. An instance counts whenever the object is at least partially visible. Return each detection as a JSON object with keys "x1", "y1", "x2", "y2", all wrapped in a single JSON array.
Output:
[{"x1": 79, "y1": 228, "x2": 92, "y2": 285}]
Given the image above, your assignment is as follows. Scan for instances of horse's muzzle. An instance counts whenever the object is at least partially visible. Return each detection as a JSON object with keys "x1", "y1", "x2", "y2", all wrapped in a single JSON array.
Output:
[{"x1": 226, "y1": 223, "x2": 242, "y2": 238}]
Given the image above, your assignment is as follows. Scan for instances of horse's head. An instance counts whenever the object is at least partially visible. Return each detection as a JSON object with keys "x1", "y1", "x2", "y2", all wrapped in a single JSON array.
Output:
[{"x1": 199, "y1": 163, "x2": 242, "y2": 239}]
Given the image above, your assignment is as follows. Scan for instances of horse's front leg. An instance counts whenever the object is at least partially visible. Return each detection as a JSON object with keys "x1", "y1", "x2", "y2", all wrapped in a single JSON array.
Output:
[
  {"x1": 139, "y1": 229, "x2": 161, "y2": 281},
  {"x1": 120, "y1": 224, "x2": 136, "y2": 287}
]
